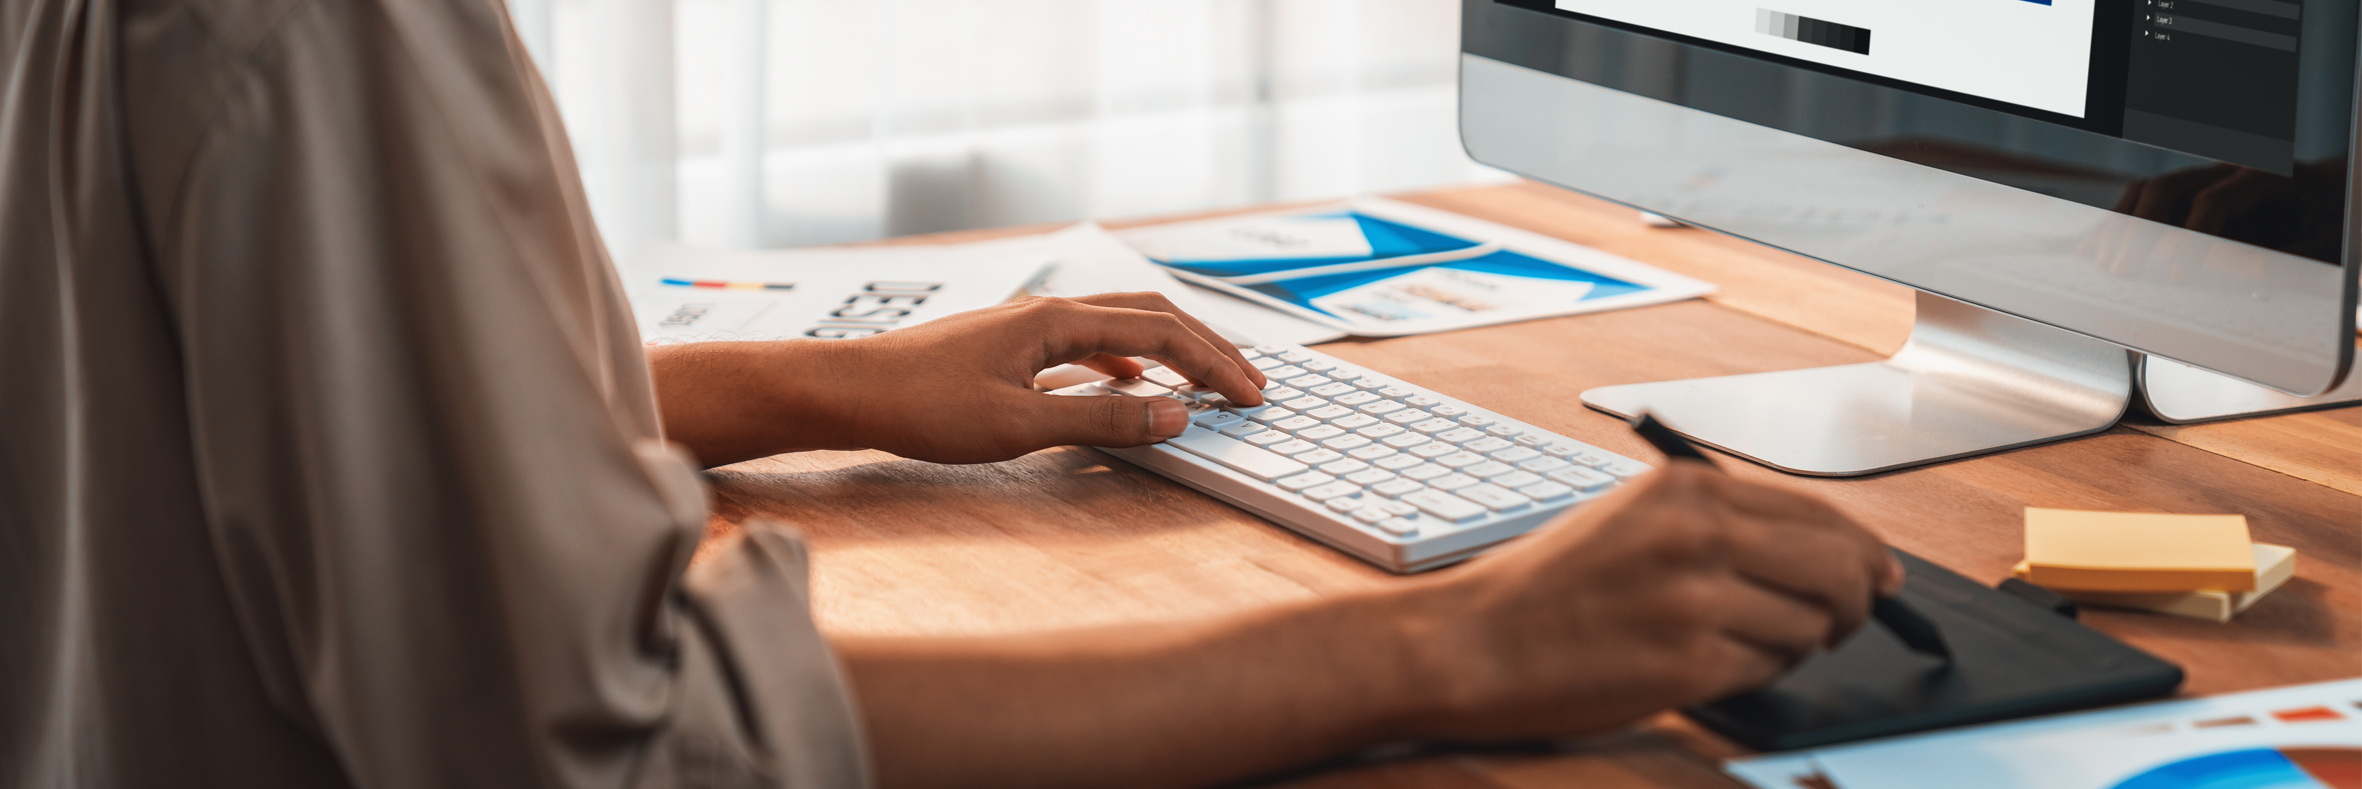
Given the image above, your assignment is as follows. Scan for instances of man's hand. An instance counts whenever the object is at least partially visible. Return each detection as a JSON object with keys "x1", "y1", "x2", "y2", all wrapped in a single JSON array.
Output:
[
  {"x1": 839, "y1": 461, "x2": 1900, "y2": 789},
  {"x1": 1395, "y1": 461, "x2": 1904, "y2": 740},
  {"x1": 647, "y1": 292, "x2": 1266, "y2": 467}
]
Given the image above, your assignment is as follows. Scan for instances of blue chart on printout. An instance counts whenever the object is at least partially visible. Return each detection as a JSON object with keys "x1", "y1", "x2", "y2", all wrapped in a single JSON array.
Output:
[{"x1": 1156, "y1": 213, "x2": 1646, "y2": 318}]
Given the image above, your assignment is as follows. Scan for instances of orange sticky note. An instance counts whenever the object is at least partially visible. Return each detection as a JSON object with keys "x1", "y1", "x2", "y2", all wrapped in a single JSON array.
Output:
[{"x1": 2023, "y1": 508, "x2": 2256, "y2": 593}]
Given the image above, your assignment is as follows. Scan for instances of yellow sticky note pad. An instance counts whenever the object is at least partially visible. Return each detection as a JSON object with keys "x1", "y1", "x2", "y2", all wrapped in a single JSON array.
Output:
[
  {"x1": 2016, "y1": 543, "x2": 2296, "y2": 621},
  {"x1": 2023, "y1": 508, "x2": 2256, "y2": 592}
]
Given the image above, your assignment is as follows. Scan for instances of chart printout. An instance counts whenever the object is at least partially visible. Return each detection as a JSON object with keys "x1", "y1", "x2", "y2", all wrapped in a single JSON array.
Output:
[{"x1": 1552, "y1": 0, "x2": 2099, "y2": 117}]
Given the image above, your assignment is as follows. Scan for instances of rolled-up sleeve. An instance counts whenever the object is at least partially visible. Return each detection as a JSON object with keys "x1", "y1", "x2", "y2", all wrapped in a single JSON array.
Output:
[{"x1": 128, "y1": 0, "x2": 868, "y2": 786}]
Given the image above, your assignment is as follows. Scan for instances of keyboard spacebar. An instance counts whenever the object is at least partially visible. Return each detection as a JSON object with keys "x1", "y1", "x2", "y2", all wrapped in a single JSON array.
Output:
[{"x1": 1165, "y1": 427, "x2": 1308, "y2": 480}]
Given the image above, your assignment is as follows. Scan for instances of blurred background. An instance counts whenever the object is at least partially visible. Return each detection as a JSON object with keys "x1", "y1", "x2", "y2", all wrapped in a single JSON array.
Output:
[{"x1": 507, "y1": 0, "x2": 1512, "y2": 255}]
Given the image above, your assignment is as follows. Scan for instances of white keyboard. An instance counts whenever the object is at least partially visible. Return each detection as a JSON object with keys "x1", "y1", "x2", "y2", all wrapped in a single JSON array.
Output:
[{"x1": 1049, "y1": 344, "x2": 1651, "y2": 572}]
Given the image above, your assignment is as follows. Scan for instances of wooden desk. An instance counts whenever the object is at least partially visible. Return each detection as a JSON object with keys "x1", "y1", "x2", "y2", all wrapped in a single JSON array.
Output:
[{"x1": 703, "y1": 182, "x2": 2362, "y2": 788}]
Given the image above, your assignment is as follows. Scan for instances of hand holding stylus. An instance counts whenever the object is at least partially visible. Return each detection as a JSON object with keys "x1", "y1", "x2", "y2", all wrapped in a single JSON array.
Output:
[{"x1": 1631, "y1": 413, "x2": 1950, "y2": 662}]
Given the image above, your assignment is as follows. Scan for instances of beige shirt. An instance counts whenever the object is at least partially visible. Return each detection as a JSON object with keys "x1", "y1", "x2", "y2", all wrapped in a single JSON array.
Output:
[{"x1": 0, "y1": 0, "x2": 867, "y2": 786}]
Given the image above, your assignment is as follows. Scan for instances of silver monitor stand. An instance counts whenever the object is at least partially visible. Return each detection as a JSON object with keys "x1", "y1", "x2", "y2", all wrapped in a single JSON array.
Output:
[
  {"x1": 2140, "y1": 355, "x2": 2362, "y2": 424},
  {"x1": 1582, "y1": 292, "x2": 2359, "y2": 476}
]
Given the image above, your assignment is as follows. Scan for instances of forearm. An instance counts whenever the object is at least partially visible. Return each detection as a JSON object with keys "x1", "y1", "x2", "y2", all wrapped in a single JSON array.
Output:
[
  {"x1": 646, "y1": 340, "x2": 859, "y2": 467},
  {"x1": 838, "y1": 584, "x2": 1457, "y2": 789}
]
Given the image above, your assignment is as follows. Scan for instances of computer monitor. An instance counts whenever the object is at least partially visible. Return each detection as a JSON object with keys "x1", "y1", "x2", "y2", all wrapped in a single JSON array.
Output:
[{"x1": 1459, "y1": 0, "x2": 2362, "y2": 475}]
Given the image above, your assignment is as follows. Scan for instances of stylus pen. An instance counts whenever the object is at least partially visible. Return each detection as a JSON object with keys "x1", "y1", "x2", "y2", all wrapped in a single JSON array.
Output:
[{"x1": 1628, "y1": 413, "x2": 1953, "y2": 662}]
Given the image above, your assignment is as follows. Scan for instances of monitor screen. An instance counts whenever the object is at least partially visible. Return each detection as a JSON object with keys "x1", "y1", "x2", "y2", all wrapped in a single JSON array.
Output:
[{"x1": 1482, "y1": 0, "x2": 2356, "y2": 265}]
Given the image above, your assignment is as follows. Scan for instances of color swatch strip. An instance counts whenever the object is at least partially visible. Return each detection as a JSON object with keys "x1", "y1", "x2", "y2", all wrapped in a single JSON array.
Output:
[
  {"x1": 1755, "y1": 9, "x2": 1873, "y2": 54},
  {"x1": 660, "y1": 278, "x2": 796, "y2": 291}
]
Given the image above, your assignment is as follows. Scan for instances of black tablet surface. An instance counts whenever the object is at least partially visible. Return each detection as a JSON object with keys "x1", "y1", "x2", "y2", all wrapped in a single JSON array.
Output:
[{"x1": 1685, "y1": 550, "x2": 2186, "y2": 751}]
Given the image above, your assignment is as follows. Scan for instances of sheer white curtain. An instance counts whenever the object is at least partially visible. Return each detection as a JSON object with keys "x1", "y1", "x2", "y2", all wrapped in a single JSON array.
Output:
[{"x1": 508, "y1": 0, "x2": 1503, "y2": 255}]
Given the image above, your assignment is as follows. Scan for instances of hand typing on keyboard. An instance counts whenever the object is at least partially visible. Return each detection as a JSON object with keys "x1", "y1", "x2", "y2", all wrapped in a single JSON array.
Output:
[{"x1": 645, "y1": 292, "x2": 1267, "y2": 466}]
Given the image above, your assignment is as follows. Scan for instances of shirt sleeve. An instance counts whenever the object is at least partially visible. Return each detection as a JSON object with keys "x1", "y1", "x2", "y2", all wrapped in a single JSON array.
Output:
[{"x1": 129, "y1": 1, "x2": 868, "y2": 786}]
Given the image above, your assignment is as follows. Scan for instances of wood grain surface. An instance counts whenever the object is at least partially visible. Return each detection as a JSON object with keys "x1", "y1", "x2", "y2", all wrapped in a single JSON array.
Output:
[{"x1": 701, "y1": 182, "x2": 2362, "y2": 788}]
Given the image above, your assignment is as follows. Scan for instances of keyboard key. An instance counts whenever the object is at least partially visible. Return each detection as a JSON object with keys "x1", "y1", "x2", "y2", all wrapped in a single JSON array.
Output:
[
  {"x1": 1603, "y1": 460, "x2": 1651, "y2": 479},
  {"x1": 1268, "y1": 439, "x2": 1320, "y2": 456},
  {"x1": 1250, "y1": 356, "x2": 1284, "y2": 370},
  {"x1": 1352, "y1": 507, "x2": 1390, "y2": 524},
  {"x1": 1457, "y1": 484, "x2": 1533, "y2": 513},
  {"x1": 1358, "y1": 401, "x2": 1405, "y2": 416},
  {"x1": 1384, "y1": 409, "x2": 1430, "y2": 425},
  {"x1": 1402, "y1": 490, "x2": 1487, "y2": 523},
  {"x1": 1105, "y1": 378, "x2": 1172, "y2": 397},
  {"x1": 1373, "y1": 454, "x2": 1425, "y2": 471},
  {"x1": 1457, "y1": 415, "x2": 1494, "y2": 427},
  {"x1": 1333, "y1": 391, "x2": 1381, "y2": 406},
  {"x1": 1541, "y1": 444, "x2": 1580, "y2": 458},
  {"x1": 1271, "y1": 416, "x2": 1323, "y2": 432},
  {"x1": 1345, "y1": 469, "x2": 1397, "y2": 485},
  {"x1": 1436, "y1": 428, "x2": 1487, "y2": 444},
  {"x1": 1141, "y1": 367, "x2": 1191, "y2": 388},
  {"x1": 1244, "y1": 430, "x2": 1291, "y2": 446},
  {"x1": 1410, "y1": 419, "x2": 1460, "y2": 435},
  {"x1": 1400, "y1": 464, "x2": 1451, "y2": 481},
  {"x1": 1292, "y1": 449, "x2": 1347, "y2": 466},
  {"x1": 1429, "y1": 473, "x2": 1480, "y2": 491},
  {"x1": 1485, "y1": 424, "x2": 1522, "y2": 438},
  {"x1": 1517, "y1": 481, "x2": 1576, "y2": 503},
  {"x1": 1253, "y1": 344, "x2": 1288, "y2": 355},
  {"x1": 1513, "y1": 434, "x2": 1550, "y2": 447},
  {"x1": 1309, "y1": 383, "x2": 1357, "y2": 398},
  {"x1": 1295, "y1": 425, "x2": 1347, "y2": 441},
  {"x1": 1276, "y1": 472, "x2": 1335, "y2": 491},
  {"x1": 1302, "y1": 482, "x2": 1363, "y2": 501},
  {"x1": 1305, "y1": 405, "x2": 1356, "y2": 421},
  {"x1": 1262, "y1": 387, "x2": 1304, "y2": 402},
  {"x1": 1328, "y1": 495, "x2": 1369, "y2": 512},
  {"x1": 1434, "y1": 451, "x2": 1487, "y2": 468},
  {"x1": 1462, "y1": 461, "x2": 1515, "y2": 478},
  {"x1": 1282, "y1": 396, "x2": 1327, "y2": 411},
  {"x1": 1236, "y1": 404, "x2": 1294, "y2": 423},
  {"x1": 1354, "y1": 423, "x2": 1404, "y2": 439},
  {"x1": 1172, "y1": 384, "x2": 1215, "y2": 402},
  {"x1": 1379, "y1": 386, "x2": 1416, "y2": 398},
  {"x1": 1300, "y1": 359, "x2": 1337, "y2": 372},
  {"x1": 1374, "y1": 518, "x2": 1420, "y2": 536},
  {"x1": 1573, "y1": 451, "x2": 1615, "y2": 468},
  {"x1": 1429, "y1": 405, "x2": 1467, "y2": 417},
  {"x1": 1548, "y1": 466, "x2": 1617, "y2": 491},
  {"x1": 1371, "y1": 479, "x2": 1426, "y2": 498},
  {"x1": 1331, "y1": 414, "x2": 1380, "y2": 430},
  {"x1": 1488, "y1": 447, "x2": 1542, "y2": 464},
  {"x1": 1347, "y1": 445, "x2": 1398, "y2": 460},
  {"x1": 1381, "y1": 433, "x2": 1430, "y2": 449},
  {"x1": 1319, "y1": 459, "x2": 1369, "y2": 475},
  {"x1": 1352, "y1": 377, "x2": 1386, "y2": 390},
  {"x1": 1489, "y1": 471, "x2": 1544, "y2": 489},
  {"x1": 1321, "y1": 435, "x2": 1372, "y2": 451},
  {"x1": 1278, "y1": 350, "x2": 1314, "y2": 363},
  {"x1": 1262, "y1": 365, "x2": 1307, "y2": 380},
  {"x1": 1218, "y1": 421, "x2": 1268, "y2": 438},
  {"x1": 1517, "y1": 456, "x2": 1572, "y2": 473},
  {"x1": 1461, "y1": 437, "x2": 1514, "y2": 454},
  {"x1": 1193, "y1": 411, "x2": 1247, "y2": 430},
  {"x1": 1409, "y1": 442, "x2": 1458, "y2": 459},
  {"x1": 1405, "y1": 395, "x2": 1441, "y2": 407},
  {"x1": 1286, "y1": 374, "x2": 1332, "y2": 388},
  {"x1": 1166, "y1": 427, "x2": 1309, "y2": 481}
]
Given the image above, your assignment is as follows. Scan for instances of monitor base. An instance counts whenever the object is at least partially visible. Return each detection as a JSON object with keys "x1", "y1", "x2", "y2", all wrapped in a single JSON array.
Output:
[
  {"x1": 1582, "y1": 292, "x2": 2136, "y2": 477},
  {"x1": 2138, "y1": 355, "x2": 2362, "y2": 424}
]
